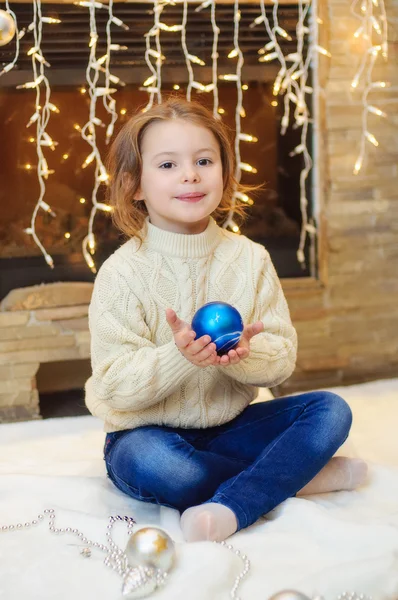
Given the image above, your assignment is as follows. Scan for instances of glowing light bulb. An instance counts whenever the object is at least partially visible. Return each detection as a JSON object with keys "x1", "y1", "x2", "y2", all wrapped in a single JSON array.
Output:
[
  {"x1": 353, "y1": 157, "x2": 362, "y2": 175},
  {"x1": 44, "y1": 254, "x2": 54, "y2": 268},
  {"x1": 219, "y1": 74, "x2": 239, "y2": 81},
  {"x1": 351, "y1": 76, "x2": 359, "y2": 89},
  {"x1": 367, "y1": 106, "x2": 387, "y2": 117},
  {"x1": 188, "y1": 54, "x2": 205, "y2": 66},
  {"x1": 98, "y1": 167, "x2": 109, "y2": 182},
  {"x1": 97, "y1": 203, "x2": 113, "y2": 212},
  {"x1": 143, "y1": 75, "x2": 156, "y2": 87},
  {"x1": 371, "y1": 81, "x2": 389, "y2": 88},
  {"x1": 354, "y1": 26, "x2": 363, "y2": 38},
  {"x1": 315, "y1": 45, "x2": 332, "y2": 58},
  {"x1": 239, "y1": 162, "x2": 257, "y2": 174},
  {"x1": 239, "y1": 133, "x2": 258, "y2": 143},
  {"x1": 365, "y1": 132, "x2": 379, "y2": 147},
  {"x1": 275, "y1": 26, "x2": 292, "y2": 41},
  {"x1": 235, "y1": 191, "x2": 250, "y2": 203},
  {"x1": 258, "y1": 52, "x2": 278, "y2": 63}
]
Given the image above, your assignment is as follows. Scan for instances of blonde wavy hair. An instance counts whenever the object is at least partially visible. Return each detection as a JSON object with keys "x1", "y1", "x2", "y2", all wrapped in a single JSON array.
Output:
[{"x1": 106, "y1": 96, "x2": 261, "y2": 244}]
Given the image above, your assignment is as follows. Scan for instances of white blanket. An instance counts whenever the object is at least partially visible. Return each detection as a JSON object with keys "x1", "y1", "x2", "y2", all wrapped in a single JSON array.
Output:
[{"x1": 1, "y1": 379, "x2": 397, "y2": 600}]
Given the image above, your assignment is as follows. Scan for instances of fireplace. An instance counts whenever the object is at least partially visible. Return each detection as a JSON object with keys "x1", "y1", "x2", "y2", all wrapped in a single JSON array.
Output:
[
  {"x1": 0, "y1": 2, "x2": 314, "y2": 294},
  {"x1": 0, "y1": 1, "x2": 315, "y2": 421}
]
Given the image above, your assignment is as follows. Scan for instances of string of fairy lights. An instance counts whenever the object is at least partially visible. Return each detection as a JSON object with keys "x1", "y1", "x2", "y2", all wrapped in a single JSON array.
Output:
[
  {"x1": 141, "y1": 0, "x2": 164, "y2": 110},
  {"x1": 243, "y1": 0, "x2": 323, "y2": 264},
  {"x1": 350, "y1": 0, "x2": 389, "y2": 175},
  {"x1": 0, "y1": 0, "x2": 391, "y2": 271},
  {"x1": 223, "y1": 0, "x2": 253, "y2": 234},
  {"x1": 19, "y1": 0, "x2": 61, "y2": 267}
]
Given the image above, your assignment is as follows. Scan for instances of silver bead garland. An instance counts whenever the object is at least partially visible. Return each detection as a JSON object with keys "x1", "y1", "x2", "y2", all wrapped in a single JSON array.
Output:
[
  {"x1": 0, "y1": 509, "x2": 375, "y2": 600},
  {"x1": 0, "y1": 508, "x2": 250, "y2": 599}
]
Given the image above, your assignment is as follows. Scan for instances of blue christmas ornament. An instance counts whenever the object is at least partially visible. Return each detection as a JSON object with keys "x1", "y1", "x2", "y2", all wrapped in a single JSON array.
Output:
[{"x1": 191, "y1": 302, "x2": 244, "y2": 356}]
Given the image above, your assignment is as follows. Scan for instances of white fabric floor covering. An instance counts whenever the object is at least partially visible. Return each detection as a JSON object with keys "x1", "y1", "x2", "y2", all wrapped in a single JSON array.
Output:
[{"x1": 1, "y1": 378, "x2": 397, "y2": 600}]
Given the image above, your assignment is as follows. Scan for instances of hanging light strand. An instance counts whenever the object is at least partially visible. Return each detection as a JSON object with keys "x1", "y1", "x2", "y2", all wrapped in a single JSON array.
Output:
[
  {"x1": 254, "y1": 0, "x2": 319, "y2": 269},
  {"x1": 0, "y1": 0, "x2": 20, "y2": 77},
  {"x1": 103, "y1": 0, "x2": 121, "y2": 144},
  {"x1": 210, "y1": 0, "x2": 220, "y2": 118},
  {"x1": 142, "y1": 0, "x2": 164, "y2": 111},
  {"x1": 23, "y1": 0, "x2": 60, "y2": 268},
  {"x1": 281, "y1": 0, "x2": 311, "y2": 135},
  {"x1": 181, "y1": 0, "x2": 195, "y2": 100},
  {"x1": 180, "y1": 0, "x2": 209, "y2": 100},
  {"x1": 223, "y1": 1, "x2": 245, "y2": 234},
  {"x1": 350, "y1": 0, "x2": 389, "y2": 175},
  {"x1": 79, "y1": 0, "x2": 113, "y2": 273},
  {"x1": 292, "y1": 0, "x2": 314, "y2": 269},
  {"x1": 257, "y1": 0, "x2": 287, "y2": 100},
  {"x1": 153, "y1": 0, "x2": 164, "y2": 105}
]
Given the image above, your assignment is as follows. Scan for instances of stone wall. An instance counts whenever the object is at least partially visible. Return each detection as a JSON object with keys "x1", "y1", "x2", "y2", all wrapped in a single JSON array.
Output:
[
  {"x1": 0, "y1": 282, "x2": 92, "y2": 422},
  {"x1": 277, "y1": 0, "x2": 398, "y2": 395}
]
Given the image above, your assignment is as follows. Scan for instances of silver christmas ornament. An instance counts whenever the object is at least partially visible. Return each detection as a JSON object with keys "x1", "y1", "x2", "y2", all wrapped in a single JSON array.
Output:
[
  {"x1": 0, "y1": 10, "x2": 16, "y2": 47},
  {"x1": 122, "y1": 565, "x2": 158, "y2": 599},
  {"x1": 268, "y1": 591, "x2": 312, "y2": 600},
  {"x1": 125, "y1": 526, "x2": 175, "y2": 572}
]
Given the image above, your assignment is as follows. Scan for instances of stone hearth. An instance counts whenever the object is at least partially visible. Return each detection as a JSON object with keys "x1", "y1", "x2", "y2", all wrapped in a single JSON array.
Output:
[{"x1": 0, "y1": 282, "x2": 93, "y2": 423}]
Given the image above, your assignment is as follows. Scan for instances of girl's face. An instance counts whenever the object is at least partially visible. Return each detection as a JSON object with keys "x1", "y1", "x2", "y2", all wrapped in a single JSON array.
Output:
[{"x1": 136, "y1": 118, "x2": 224, "y2": 234}]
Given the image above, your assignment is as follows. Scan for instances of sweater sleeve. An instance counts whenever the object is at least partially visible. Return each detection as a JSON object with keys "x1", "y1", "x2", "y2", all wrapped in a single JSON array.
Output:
[
  {"x1": 88, "y1": 262, "x2": 197, "y2": 412},
  {"x1": 224, "y1": 248, "x2": 297, "y2": 387}
]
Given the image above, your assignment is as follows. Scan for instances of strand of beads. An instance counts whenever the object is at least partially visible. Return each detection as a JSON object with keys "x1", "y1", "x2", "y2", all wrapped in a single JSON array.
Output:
[
  {"x1": 0, "y1": 508, "x2": 250, "y2": 599},
  {"x1": 216, "y1": 539, "x2": 251, "y2": 600}
]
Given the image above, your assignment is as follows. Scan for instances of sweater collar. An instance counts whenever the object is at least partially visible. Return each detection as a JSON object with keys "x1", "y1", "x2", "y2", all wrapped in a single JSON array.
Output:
[{"x1": 142, "y1": 216, "x2": 223, "y2": 258}]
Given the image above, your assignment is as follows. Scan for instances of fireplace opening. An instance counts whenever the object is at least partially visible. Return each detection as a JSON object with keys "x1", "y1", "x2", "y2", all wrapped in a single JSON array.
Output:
[{"x1": 37, "y1": 359, "x2": 91, "y2": 419}]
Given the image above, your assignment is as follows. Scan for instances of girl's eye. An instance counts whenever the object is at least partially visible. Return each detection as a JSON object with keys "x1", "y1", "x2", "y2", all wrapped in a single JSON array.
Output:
[
  {"x1": 159, "y1": 162, "x2": 175, "y2": 169},
  {"x1": 197, "y1": 158, "x2": 212, "y2": 166}
]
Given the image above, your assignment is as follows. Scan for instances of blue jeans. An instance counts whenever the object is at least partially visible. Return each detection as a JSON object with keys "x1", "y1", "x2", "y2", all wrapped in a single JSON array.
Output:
[{"x1": 103, "y1": 391, "x2": 352, "y2": 531}]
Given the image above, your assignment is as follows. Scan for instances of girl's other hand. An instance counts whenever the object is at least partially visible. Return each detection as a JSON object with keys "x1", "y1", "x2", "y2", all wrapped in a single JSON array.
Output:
[
  {"x1": 218, "y1": 321, "x2": 264, "y2": 367},
  {"x1": 166, "y1": 308, "x2": 220, "y2": 368}
]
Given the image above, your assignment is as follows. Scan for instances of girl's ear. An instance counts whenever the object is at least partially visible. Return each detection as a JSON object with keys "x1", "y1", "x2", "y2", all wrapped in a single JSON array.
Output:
[
  {"x1": 122, "y1": 172, "x2": 144, "y2": 201},
  {"x1": 133, "y1": 188, "x2": 145, "y2": 202}
]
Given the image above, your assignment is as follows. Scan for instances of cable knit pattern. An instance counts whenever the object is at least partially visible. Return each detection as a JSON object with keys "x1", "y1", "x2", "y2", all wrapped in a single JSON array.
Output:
[{"x1": 85, "y1": 216, "x2": 297, "y2": 432}]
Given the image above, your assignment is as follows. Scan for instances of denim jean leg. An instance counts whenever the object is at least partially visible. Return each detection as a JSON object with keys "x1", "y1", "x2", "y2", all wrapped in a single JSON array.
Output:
[
  {"x1": 104, "y1": 425, "x2": 250, "y2": 512},
  {"x1": 207, "y1": 391, "x2": 352, "y2": 530}
]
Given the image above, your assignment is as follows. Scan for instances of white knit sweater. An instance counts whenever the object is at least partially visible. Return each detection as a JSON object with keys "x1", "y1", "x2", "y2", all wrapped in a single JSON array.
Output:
[{"x1": 85, "y1": 217, "x2": 297, "y2": 432}]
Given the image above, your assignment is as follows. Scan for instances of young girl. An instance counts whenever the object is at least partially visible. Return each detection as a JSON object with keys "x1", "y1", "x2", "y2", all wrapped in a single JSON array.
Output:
[{"x1": 85, "y1": 97, "x2": 367, "y2": 543}]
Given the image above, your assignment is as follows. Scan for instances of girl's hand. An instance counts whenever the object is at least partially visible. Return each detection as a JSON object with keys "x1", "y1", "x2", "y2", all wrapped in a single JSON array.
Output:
[
  {"x1": 218, "y1": 321, "x2": 264, "y2": 367},
  {"x1": 166, "y1": 309, "x2": 220, "y2": 368}
]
